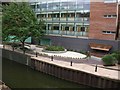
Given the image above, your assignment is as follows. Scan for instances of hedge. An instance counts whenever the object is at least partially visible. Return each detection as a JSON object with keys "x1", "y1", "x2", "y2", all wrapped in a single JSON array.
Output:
[{"x1": 45, "y1": 46, "x2": 64, "y2": 51}]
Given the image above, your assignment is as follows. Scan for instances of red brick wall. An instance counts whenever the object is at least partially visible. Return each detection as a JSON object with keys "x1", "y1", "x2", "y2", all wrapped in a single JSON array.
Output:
[
  {"x1": 118, "y1": 4, "x2": 120, "y2": 40},
  {"x1": 89, "y1": 1, "x2": 118, "y2": 40},
  {"x1": 118, "y1": 4, "x2": 120, "y2": 24}
]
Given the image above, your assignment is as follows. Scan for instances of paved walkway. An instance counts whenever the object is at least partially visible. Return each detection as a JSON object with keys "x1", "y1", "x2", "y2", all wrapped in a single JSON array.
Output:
[
  {"x1": 30, "y1": 45, "x2": 87, "y2": 59},
  {"x1": 29, "y1": 45, "x2": 103, "y2": 65},
  {"x1": 1, "y1": 44, "x2": 120, "y2": 80}
]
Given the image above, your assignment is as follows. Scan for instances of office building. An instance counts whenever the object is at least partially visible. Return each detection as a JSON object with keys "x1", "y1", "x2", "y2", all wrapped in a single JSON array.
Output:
[{"x1": 31, "y1": 0, "x2": 120, "y2": 53}]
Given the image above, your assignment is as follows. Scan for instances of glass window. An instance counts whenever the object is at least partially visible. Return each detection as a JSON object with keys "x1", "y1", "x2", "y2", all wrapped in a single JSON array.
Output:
[
  {"x1": 40, "y1": 3, "x2": 47, "y2": 11},
  {"x1": 65, "y1": 26, "x2": 69, "y2": 31},
  {"x1": 48, "y1": 3, "x2": 53, "y2": 10},
  {"x1": 83, "y1": 4, "x2": 90, "y2": 10},
  {"x1": 102, "y1": 31, "x2": 116, "y2": 34},
  {"x1": 68, "y1": 1, "x2": 76, "y2": 9},
  {"x1": 81, "y1": 27, "x2": 85, "y2": 32},
  {"x1": 104, "y1": 0, "x2": 117, "y2": 3},
  {"x1": 104, "y1": 14, "x2": 117, "y2": 18},
  {"x1": 61, "y1": 2, "x2": 68, "y2": 10},
  {"x1": 52, "y1": 2, "x2": 60, "y2": 10},
  {"x1": 53, "y1": 26, "x2": 59, "y2": 30}
]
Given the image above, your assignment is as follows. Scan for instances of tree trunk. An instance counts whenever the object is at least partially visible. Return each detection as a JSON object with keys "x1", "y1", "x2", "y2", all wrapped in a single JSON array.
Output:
[
  {"x1": 21, "y1": 41, "x2": 25, "y2": 54},
  {"x1": 12, "y1": 47, "x2": 14, "y2": 51},
  {"x1": 3, "y1": 44, "x2": 5, "y2": 49}
]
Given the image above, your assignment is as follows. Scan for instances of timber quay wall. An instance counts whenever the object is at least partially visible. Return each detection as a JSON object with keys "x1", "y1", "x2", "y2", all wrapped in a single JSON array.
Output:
[{"x1": 2, "y1": 48, "x2": 120, "y2": 89}]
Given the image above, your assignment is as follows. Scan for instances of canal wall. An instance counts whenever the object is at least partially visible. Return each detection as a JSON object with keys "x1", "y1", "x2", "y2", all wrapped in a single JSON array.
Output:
[
  {"x1": 31, "y1": 58, "x2": 119, "y2": 88},
  {"x1": 2, "y1": 48, "x2": 120, "y2": 88},
  {"x1": 2, "y1": 49, "x2": 31, "y2": 66}
]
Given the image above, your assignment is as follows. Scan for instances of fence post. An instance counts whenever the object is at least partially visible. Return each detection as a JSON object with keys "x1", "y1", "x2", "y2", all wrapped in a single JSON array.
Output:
[{"x1": 36, "y1": 52, "x2": 38, "y2": 57}]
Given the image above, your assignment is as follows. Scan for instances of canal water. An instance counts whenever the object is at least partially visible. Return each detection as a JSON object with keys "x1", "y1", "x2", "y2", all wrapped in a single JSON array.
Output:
[{"x1": 2, "y1": 58, "x2": 91, "y2": 88}]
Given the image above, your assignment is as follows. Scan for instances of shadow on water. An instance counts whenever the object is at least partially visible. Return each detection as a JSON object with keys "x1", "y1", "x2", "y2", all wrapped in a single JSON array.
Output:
[{"x1": 2, "y1": 58, "x2": 95, "y2": 89}]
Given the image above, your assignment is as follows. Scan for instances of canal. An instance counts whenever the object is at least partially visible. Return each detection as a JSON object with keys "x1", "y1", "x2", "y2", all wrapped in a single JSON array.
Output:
[{"x1": 2, "y1": 58, "x2": 91, "y2": 89}]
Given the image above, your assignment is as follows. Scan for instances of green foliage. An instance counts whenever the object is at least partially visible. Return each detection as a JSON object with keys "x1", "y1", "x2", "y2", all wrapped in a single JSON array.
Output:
[
  {"x1": 111, "y1": 51, "x2": 120, "y2": 64},
  {"x1": 2, "y1": 2, "x2": 45, "y2": 47},
  {"x1": 11, "y1": 43, "x2": 21, "y2": 48},
  {"x1": 45, "y1": 46, "x2": 64, "y2": 51},
  {"x1": 102, "y1": 54, "x2": 116, "y2": 66}
]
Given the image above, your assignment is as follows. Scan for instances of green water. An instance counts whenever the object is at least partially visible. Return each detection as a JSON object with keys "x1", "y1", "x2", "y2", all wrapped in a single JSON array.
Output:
[{"x1": 2, "y1": 58, "x2": 91, "y2": 89}]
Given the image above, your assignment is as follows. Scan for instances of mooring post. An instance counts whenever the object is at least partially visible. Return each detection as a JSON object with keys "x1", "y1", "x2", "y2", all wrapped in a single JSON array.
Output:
[
  {"x1": 36, "y1": 52, "x2": 38, "y2": 57},
  {"x1": 70, "y1": 61, "x2": 72, "y2": 66},
  {"x1": 51, "y1": 56, "x2": 53, "y2": 61},
  {"x1": 95, "y1": 64, "x2": 97, "y2": 72}
]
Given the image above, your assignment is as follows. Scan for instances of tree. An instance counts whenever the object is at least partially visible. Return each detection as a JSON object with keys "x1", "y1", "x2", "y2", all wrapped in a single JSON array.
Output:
[{"x1": 2, "y1": 2, "x2": 45, "y2": 52}]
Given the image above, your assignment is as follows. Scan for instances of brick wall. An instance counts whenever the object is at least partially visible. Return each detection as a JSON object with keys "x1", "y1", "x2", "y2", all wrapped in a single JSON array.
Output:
[
  {"x1": 89, "y1": 1, "x2": 118, "y2": 40},
  {"x1": 118, "y1": 4, "x2": 120, "y2": 40}
]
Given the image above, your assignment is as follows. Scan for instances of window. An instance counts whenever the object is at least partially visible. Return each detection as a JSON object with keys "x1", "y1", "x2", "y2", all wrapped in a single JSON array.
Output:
[
  {"x1": 102, "y1": 31, "x2": 116, "y2": 34},
  {"x1": 81, "y1": 27, "x2": 85, "y2": 32},
  {"x1": 65, "y1": 26, "x2": 69, "y2": 31},
  {"x1": 53, "y1": 26, "x2": 59, "y2": 30},
  {"x1": 104, "y1": 0, "x2": 117, "y2": 3},
  {"x1": 104, "y1": 15, "x2": 117, "y2": 18}
]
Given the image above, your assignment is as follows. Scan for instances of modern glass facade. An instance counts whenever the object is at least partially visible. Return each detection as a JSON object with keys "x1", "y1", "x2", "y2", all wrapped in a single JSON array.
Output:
[{"x1": 30, "y1": 0, "x2": 90, "y2": 37}]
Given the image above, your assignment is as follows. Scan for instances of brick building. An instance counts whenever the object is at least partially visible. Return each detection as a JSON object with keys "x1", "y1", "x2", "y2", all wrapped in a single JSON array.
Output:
[
  {"x1": 118, "y1": 2, "x2": 120, "y2": 40},
  {"x1": 89, "y1": 0, "x2": 118, "y2": 40}
]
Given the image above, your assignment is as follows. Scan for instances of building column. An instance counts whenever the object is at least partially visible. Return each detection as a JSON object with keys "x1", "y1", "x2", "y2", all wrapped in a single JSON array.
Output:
[
  {"x1": 59, "y1": 23, "x2": 61, "y2": 34},
  {"x1": 74, "y1": 9, "x2": 77, "y2": 36},
  {"x1": 35, "y1": 2, "x2": 37, "y2": 12},
  {"x1": 74, "y1": 23, "x2": 77, "y2": 37},
  {"x1": 46, "y1": 24, "x2": 48, "y2": 34}
]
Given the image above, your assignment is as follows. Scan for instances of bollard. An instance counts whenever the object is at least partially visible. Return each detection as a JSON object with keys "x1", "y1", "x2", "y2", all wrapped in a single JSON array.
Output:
[
  {"x1": 95, "y1": 64, "x2": 97, "y2": 72},
  {"x1": 51, "y1": 56, "x2": 53, "y2": 61},
  {"x1": 70, "y1": 61, "x2": 72, "y2": 66},
  {"x1": 36, "y1": 52, "x2": 38, "y2": 57}
]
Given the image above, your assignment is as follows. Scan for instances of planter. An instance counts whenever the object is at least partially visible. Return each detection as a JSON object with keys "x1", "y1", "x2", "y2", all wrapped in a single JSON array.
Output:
[
  {"x1": 118, "y1": 62, "x2": 120, "y2": 65},
  {"x1": 103, "y1": 64, "x2": 116, "y2": 66}
]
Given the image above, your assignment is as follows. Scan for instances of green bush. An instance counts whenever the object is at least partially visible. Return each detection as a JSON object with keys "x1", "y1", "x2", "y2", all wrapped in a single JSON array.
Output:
[
  {"x1": 102, "y1": 54, "x2": 116, "y2": 66},
  {"x1": 45, "y1": 46, "x2": 64, "y2": 51},
  {"x1": 11, "y1": 43, "x2": 21, "y2": 48},
  {"x1": 111, "y1": 52, "x2": 120, "y2": 64}
]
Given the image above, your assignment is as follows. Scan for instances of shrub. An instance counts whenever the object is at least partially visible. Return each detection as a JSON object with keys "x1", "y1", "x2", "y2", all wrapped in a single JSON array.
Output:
[
  {"x1": 102, "y1": 54, "x2": 116, "y2": 66},
  {"x1": 11, "y1": 43, "x2": 21, "y2": 48},
  {"x1": 45, "y1": 46, "x2": 64, "y2": 51},
  {"x1": 111, "y1": 52, "x2": 120, "y2": 64}
]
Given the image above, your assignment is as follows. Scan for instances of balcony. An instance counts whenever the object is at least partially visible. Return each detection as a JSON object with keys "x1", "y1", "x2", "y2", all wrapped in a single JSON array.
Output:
[
  {"x1": 67, "y1": 18, "x2": 74, "y2": 21},
  {"x1": 47, "y1": 18, "x2": 52, "y2": 21},
  {"x1": 47, "y1": 30, "x2": 88, "y2": 37},
  {"x1": 60, "y1": 18, "x2": 66, "y2": 21},
  {"x1": 53, "y1": 18, "x2": 59, "y2": 21}
]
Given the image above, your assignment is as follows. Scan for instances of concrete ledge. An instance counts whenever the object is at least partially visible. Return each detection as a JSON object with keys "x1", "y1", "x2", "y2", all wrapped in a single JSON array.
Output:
[{"x1": 42, "y1": 49, "x2": 67, "y2": 53}]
